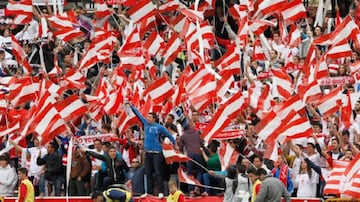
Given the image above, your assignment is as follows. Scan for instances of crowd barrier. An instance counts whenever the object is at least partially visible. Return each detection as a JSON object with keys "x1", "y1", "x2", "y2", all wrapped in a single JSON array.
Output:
[{"x1": 3, "y1": 196, "x2": 323, "y2": 202}]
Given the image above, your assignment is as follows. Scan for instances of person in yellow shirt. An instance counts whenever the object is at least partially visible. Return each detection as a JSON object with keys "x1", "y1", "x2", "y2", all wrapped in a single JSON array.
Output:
[
  {"x1": 18, "y1": 168, "x2": 34, "y2": 202},
  {"x1": 167, "y1": 180, "x2": 185, "y2": 202},
  {"x1": 249, "y1": 168, "x2": 267, "y2": 202},
  {"x1": 92, "y1": 185, "x2": 133, "y2": 202}
]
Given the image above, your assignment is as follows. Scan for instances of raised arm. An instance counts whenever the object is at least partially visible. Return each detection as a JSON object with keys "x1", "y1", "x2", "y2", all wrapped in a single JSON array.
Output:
[
  {"x1": 129, "y1": 105, "x2": 148, "y2": 125},
  {"x1": 159, "y1": 125, "x2": 176, "y2": 145},
  {"x1": 86, "y1": 150, "x2": 107, "y2": 162}
]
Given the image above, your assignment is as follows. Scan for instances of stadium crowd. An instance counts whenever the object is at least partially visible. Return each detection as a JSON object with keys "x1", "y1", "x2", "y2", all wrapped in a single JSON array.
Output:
[{"x1": 0, "y1": 0, "x2": 360, "y2": 201}]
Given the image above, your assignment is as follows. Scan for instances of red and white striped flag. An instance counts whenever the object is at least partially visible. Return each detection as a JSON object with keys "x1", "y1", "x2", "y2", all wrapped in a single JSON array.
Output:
[
  {"x1": 341, "y1": 93, "x2": 353, "y2": 129},
  {"x1": 56, "y1": 94, "x2": 88, "y2": 122},
  {"x1": 271, "y1": 68, "x2": 294, "y2": 100},
  {"x1": 325, "y1": 40, "x2": 353, "y2": 60},
  {"x1": 280, "y1": 0, "x2": 307, "y2": 25},
  {"x1": 323, "y1": 160, "x2": 349, "y2": 195},
  {"x1": 142, "y1": 30, "x2": 164, "y2": 57},
  {"x1": 187, "y1": 76, "x2": 216, "y2": 112},
  {"x1": 299, "y1": 79, "x2": 322, "y2": 103},
  {"x1": 277, "y1": 115, "x2": 313, "y2": 144},
  {"x1": 157, "y1": 0, "x2": 181, "y2": 13},
  {"x1": 343, "y1": 171, "x2": 360, "y2": 198},
  {"x1": 314, "y1": 16, "x2": 360, "y2": 46},
  {"x1": 142, "y1": 76, "x2": 174, "y2": 105},
  {"x1": 214, "y1": 44, "x2": 241, "y2": 75},
  {"x1": 255, "y1": 0, "x2": 286, "y2": 18},
  {"x1": 5, "y1": 0, "x2": 33, "y2": 24},
  {"x1": 288, "y1": 24, "x2": 301, "y2": 48},
  {"x1": 0, "y1": 120, "x2": 20, "y2": 137},
  {"x1": 53, "y1": 28, "x2": 84, "y2": 42},
  {"x1": 344, "y1": 153, "x2": 360, "y2": 182},
  {"x1": 103, "y1": 89, "x2": 123, "y2": 116},
  {"x1": 94, "y1": 0, "x2": 112, "y2": 19},
  {"x1": 248, "y1": 83, "x2": 273, "y2": 112},
  {"x1": 316, "y1": 86, "x2": 342, "y2": 117},
  {"x1": 162, "y1": 143, "x2": 191, "y2": 164},
  {"x1": 178, "y1": 167, "x2": 202, "y2": 186},
  {"x1": 63, "y1": 69, "x2": 87, "y2": 89},
  {"x1": 127, "y1": 0, "x2": 156, "y2": 23},
  {"x1": 252, "y1": 39, "x2": 267, "y2": 61},
  {"x1": 249, "y1": 19, "x2": 277, "y2": 36},
  {"x1": 161, "y1": 32, "x2": 182, "y2": 66},
  {"x1": 201, "y1": 91, "x2": 247, "y2": 143},
  {"x1": 11, "y1": 35, "x2": 32, "y2": 75},
  {"x1": 219, "y1": 141, "x2": 240, "y2": 170}
]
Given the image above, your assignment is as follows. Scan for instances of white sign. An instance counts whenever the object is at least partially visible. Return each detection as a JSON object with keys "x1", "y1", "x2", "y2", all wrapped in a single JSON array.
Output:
[{"x1": 32, "y1": 0, "x2": 65, "y2": 5}]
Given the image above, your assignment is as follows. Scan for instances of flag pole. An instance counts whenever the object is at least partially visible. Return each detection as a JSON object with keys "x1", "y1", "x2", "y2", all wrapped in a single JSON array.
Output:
[{"x1": 190, "y1": 159, "x2": 209, "y2": 172}]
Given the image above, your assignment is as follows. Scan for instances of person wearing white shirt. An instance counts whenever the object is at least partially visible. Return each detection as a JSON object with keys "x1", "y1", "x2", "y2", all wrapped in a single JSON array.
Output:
[
  {"x1": 10, "y1": 137, "x2": 47, "y2": 196},
  {"x1": 0, "y1": 154, "x2": 17, "y2": 197},
  {"x1": 295, "y1": 159, "x2": 317, "y2": 197}
]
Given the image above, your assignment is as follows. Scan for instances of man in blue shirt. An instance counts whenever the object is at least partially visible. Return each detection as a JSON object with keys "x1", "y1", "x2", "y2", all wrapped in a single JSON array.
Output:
[{"x1": 129, "y1": 104, "x2": 177, "y2": 198}]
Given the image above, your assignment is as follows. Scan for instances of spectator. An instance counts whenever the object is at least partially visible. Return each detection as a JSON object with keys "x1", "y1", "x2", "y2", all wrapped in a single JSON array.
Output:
[
  {"x1": 36, "y1": 142, "x2": 64, "y2": 196},
  {"x1": 69, "y1": 148, "x2": 91, "y2": 196},
  {"x1": 254, "y1": 172, "x2": 291, "y2": 202},
  {"x1": 89, "y1": 139, "x2": 105, "y2": 193},
  {"x1": 10, "y1": 136, "x2": 47, "y2": 196},
  {"x1": 167, "y1": 180, "x2": 185, "y2": 202},
  {"x1": 129, "y1": 104, "x2": 176, "y2": 198},
  {"x1": 17, "y1": 167, "x2": 35, "y2": 202},
  {"x1": 0, "y1": 154, "x2": 17, "y2": 197},
  {"x1": 201, "y1": 142, "x2": 221, "y2": 196},
  {"x1": 295, "y1": 159, "x2": 317, "y2": 197},
  {"x1": 271, "y1": 154, "x2": 293, "y2": 194},
  {"x1": 84, "y1": 145, "x2": 129, "y2": 189}
]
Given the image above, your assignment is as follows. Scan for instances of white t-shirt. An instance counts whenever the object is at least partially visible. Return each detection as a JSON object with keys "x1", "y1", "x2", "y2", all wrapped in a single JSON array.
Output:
[
  {"x1": 26, "y1": 147, "x2": 47, "y2": 177},
  {"x1": 296, "y1": 172, "x2": 317, "y2": 197},
  {"x1": 89, "y1": 149, "x2": 104, "y2": 176}
]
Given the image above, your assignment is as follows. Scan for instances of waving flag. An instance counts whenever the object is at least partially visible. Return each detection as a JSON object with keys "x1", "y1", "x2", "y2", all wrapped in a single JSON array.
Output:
[
  {"x1": 219, "y1": 141, "x2": 240, "y2": 170},
  {"x1": 323, "y1": 160, "x2": 349, "y2": 195},
  {"x1": 201, "y1": 91, "x2": 247, "y2": 143},
  {"x1": 162, "y1": 143, "x2": 190, "y2": 164},
  {"x1": 280, "y1": 0, "x2": 307, "y2": 25},
  {"x1": 178, "y1": 167, "x2": 202, "y2": 186},
  {"x1": 11, "y1": 35, "x2": 32, "y2": 75},
  {"x1": 5, "y1": 0, "x2": 33, "y2": 24},
  {"x1": 127, "y1": 0, "x2": 156, "y2": 23},
  {"x1": 143, "y1": 76, "x2": 174, "y2": 105}
]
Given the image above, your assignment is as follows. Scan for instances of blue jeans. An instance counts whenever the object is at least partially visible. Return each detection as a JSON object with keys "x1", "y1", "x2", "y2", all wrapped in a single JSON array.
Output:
[
  {"x1": 186, "y1": 153, "x2": 205, "y2": 191},
  {"x1": 144, "y1": 152, "x2": 164, "y2": 194},
  {"x1": 203, "y1": 173, "x2": 220, "y2": 195},
  {"x1": 39, "y1": 174, "x2": 45, "y2": 194},
  {"x1": 51, "y1": 175, "x2": 64, "y2": 196}
]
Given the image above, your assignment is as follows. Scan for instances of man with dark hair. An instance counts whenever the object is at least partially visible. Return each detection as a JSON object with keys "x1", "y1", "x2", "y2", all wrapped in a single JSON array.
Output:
[
  {"x1": 129, "y1": 104, "x2": 176, "y2": 198},
  {"x1": 84, "y1": 146, "x2": 129, "y2": 189},
  {"x1": 36, "y1": 142, "x2": 64, "y2": 196},
  {"x1": 18, "y1": 167, "x2": 35, "y2": 202}
]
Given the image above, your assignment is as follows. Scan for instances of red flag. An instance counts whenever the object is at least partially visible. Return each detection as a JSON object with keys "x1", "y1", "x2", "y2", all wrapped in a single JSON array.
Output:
[
  {"x1": 323, "y1": 160, "x2": 349, "y2": 195},
  {"x1": 201, "y1": 91, "x2": 247, "y2": 143},
  {"x1": 94, "y1": 0, "x2": 112, "y2": 19},
  {"x1": 280, "y1": 0, "x2": 307, "y2": 25},
  {"x1": 162, "y1": 143, "x2": 191, "y2": 164},
  {"x1": 127, "y1": 0, "x2": 156, "y2": 23},
  {"x1": 161, "y1": 32, "x2": 182, "y2": 66},
  {"x1": 178, "y1": 167, "x2": 202, "y2": 186},
  {"x1": 142, "y1": 76, "x2": 174, "y2": 105},
  {"x1": 5, "y1": 0, "x2": 33, "y2": 24},
  {"x1": 316, "y1": 86, "x2": 342, "y2": 117},
  {"x1": 219, "y1": 141, "x2": 240, "y2": 170},
  {"x1": 56, "y1": 94, "x2": 88, "y2": 122},
  {"x1": 341, "y1": 93, "x2": 352, "y2": 129}
]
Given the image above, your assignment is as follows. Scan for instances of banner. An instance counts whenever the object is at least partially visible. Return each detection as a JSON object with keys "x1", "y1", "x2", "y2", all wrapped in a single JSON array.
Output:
[
  {"x1": 77, "y1": 133, "x2": 118, "y2": 146},
  {"x1": 319, "y1": 76, "x2": 355, "y2": 86},
  {"x1": 32, "y1": 0, "x2": 65, "y2": 5}
]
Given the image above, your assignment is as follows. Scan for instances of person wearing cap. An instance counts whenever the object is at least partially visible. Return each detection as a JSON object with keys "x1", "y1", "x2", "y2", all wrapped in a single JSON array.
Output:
[{"x1": 0, "y1": 154, "x2": 17, "y2": 197}]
